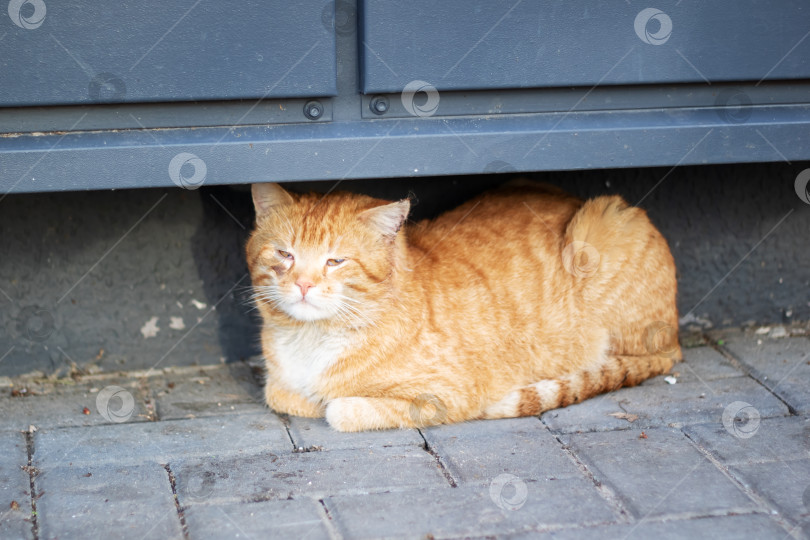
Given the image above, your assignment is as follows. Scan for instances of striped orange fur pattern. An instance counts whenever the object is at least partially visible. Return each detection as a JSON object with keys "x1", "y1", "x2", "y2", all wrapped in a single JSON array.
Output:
[{"x1": 246, "y1": 180, "x2": 681, "y2": 431}]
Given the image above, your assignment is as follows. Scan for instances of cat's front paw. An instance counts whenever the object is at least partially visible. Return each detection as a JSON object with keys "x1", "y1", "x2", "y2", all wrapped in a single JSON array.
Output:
[
  {"x1": 325, "y1": 397, "x2": 382, "y2": 432},
  {"x1": 265, "y1": 383, "x2": 324, "y2": 418}
]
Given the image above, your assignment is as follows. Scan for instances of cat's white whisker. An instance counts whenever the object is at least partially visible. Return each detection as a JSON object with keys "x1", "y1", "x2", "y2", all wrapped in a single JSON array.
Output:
[
  {"x1": 336, "y1": 303, "x2": 378, "y2": 329},
  {"x1": 332, "y1": 293, "x2": 364, "y2": 305},
  {"x1": 247, "y1": 285, "x2": 289, "y2": 313},
  {"x1": 326, "y1": 295, "x2": 377, "y2": 329}
]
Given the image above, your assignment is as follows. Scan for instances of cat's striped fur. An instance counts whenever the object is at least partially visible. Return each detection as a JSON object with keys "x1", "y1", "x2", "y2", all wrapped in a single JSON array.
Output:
[{"x1": 247, "y1": 181, "x2": 681, "y2": 431}]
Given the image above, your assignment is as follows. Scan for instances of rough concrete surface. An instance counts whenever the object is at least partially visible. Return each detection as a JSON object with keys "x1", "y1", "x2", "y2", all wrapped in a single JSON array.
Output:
[{"x1": 0, "y1": 330, "x2": 808, "y2": 539}]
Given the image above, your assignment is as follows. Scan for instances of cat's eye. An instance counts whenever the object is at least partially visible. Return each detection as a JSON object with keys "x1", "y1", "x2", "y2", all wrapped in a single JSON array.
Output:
[
  {"x1": 326, "y1": 258, "x2": 345, "y2": 267},
  {"x1": 277, "y1": 250, "x2": 293, "y2": 260}
]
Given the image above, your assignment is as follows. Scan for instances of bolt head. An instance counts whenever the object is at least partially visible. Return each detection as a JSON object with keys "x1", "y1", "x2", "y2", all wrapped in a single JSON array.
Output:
[
  {"x1": 370, "y1": 96, "x2": 389, "y2": 115},
  {"x1": 303, "y1": 101, "x2": 324, "y2": 120}
]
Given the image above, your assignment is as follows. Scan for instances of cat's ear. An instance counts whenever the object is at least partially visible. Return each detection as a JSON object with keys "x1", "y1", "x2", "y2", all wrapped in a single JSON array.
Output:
[
  {"x1": 359, "y1": 200, "x2": 410, "y2": 240},
  {"x1": 252, "y1": 183, "x2": 294, "y2": 217}
]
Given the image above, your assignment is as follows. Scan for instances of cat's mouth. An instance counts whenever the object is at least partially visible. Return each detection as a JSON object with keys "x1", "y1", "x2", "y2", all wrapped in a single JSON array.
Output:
[
  {"x1": 296, "y1": 295, "x2": 319, "y2": 308},
  {"x1": 284, "y1": 297, "x2": 330, "y2": 322}
]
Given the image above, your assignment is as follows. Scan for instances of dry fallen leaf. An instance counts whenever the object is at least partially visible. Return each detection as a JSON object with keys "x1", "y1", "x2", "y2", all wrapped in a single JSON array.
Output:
[
  {"x1": 608, "y1": 412, "x2": 639, "y2": 423},
  {"x1": 140, "y1": 316, "x2": 160, "y2": 338},
  {"x1": 639, "y1": 431, "x2": 648, "y2": 439},
  {"x1": 10, "y1": 500, "x2": 19, "y2": 511}
]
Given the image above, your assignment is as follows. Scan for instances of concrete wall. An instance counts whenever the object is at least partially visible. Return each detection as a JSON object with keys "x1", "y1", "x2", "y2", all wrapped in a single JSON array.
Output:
[{"x1": 1, "y1": 161, "x2": 808, "y2": 377}]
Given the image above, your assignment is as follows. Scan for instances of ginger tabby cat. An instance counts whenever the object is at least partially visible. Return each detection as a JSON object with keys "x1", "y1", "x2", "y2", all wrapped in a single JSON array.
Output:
[{"x1": 246, "y1": 180, "x2": 681, "y2": 432}]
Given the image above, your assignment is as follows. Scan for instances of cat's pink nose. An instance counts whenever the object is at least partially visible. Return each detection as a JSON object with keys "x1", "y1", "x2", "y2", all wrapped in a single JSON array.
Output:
[{"x1": 295, "y1": 279, "x2": 315, "y2": 297}]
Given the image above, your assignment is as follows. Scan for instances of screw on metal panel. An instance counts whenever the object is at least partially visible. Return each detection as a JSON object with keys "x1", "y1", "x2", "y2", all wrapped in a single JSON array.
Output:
[
  {"x1": 369, "y1": 96, "x2": 389, "y2": 115},
  {"x1": 304, "y1": 101, "x2": 324, "y2": 120}
]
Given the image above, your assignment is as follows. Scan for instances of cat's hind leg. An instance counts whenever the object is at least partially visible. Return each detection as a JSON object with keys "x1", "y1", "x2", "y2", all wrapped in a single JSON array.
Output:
[
  {"x1": 326, "y1": 395, "x2": 449, "y2": 432},
  {"x1": 482, "y1": 353, "x2": 676, "y2": 419}
]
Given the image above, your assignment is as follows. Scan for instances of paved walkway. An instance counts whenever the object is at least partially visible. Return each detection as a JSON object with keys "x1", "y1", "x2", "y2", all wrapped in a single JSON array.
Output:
[{"x1": 1, "y1": 328, "x2": 809, "y2": 539}]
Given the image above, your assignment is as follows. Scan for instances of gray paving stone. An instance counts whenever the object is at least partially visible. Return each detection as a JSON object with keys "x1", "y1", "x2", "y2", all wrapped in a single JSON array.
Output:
[
  {"x1": 6, "y1": 331, "x2": 809, "y2": 539},
  {"x1": 36, "y1": 463, "x2": 183, "y2": 539},
  {"x1": 326, "y1": 479, "x2": 617, "y2": 539},
  {"x1": 155, "y1": 363, "x2": 266, "y2": 421},
  {"x1": 421, "y1": 418, "x2": 584, "y2": 485},
  {"x1": 543, "y1": 377, "x2": 789, "y2": 433},
  {"x1": 183, "y1": 499, "x2": 331, "y2": 540},
  {"x1": 685, "y1": 416, "x2": 810, "y2": 465},
  {"x1": 287, "y1": 416, "x2": 424, "y2": 451},
  {"x1": 720, "y1": 334, "x2": 810, "y2": 413},
  {"x1": 0, "y1": 432, "x2": 33, "y2": 540},
  {"x1": 728, "y1": 459, "x2": 810, "y2": 524},
  {"x1": 508, "y1": 513, "x2": 791, "y2": 540},
  {"x1": 33, "y1": 412, "x2": 290, "y2": 469},
  {"x1": 0, "y1": 377, "x2": 151, "y2": 431},
  {"x1": 561, "y1": 428, "x2": 757, "y2": 519},
  {"x1": 640, "y1": 346, "x2": 744, "y2": 386},
  {"x1": 174, "y1": 445, "x2": 450, "y2": 504}
]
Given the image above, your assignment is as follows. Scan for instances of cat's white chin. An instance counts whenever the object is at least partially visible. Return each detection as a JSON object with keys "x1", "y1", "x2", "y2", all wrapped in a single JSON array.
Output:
[{"x1": 284, "y1": 300, "x2": 331, "y2": 322}]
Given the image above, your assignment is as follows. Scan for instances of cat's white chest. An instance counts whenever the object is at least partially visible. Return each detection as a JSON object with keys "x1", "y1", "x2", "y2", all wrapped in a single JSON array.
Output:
[{"x1": 271, "y1": 325, "x2": 348, "y2": 398}]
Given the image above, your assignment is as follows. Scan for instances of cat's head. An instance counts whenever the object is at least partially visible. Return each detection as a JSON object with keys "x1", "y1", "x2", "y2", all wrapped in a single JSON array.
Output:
[{"x1": 246, "y1": 183, "x2": 410, "y2": 326}]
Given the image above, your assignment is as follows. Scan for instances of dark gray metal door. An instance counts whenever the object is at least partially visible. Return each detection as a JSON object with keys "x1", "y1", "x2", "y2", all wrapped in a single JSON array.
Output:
[
  {"x1": 361, "y1": 1, "x2": 810, "y2": 93},
  {"x1": 0, "y1": 0, "x2": 336, "y2": 106}
]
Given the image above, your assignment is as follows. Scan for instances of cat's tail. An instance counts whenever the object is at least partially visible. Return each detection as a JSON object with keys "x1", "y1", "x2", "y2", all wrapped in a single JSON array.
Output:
[
  {"x1": 482, "y1": 353, "x2": 676, "y2": 419},
  {"x1": 563, "y1": 194, "x2": 641, "y2": 256},
  {"x1": 560, "y1": 195, "x2": 661, "y2": 301}
]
